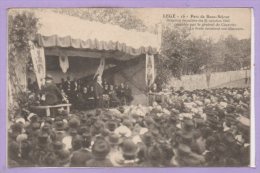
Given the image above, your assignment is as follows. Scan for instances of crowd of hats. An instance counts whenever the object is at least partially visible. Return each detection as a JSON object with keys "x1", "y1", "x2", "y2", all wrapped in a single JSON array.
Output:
[{"x1": 8, "y1": 87, "x2": 250, "y2": 167}]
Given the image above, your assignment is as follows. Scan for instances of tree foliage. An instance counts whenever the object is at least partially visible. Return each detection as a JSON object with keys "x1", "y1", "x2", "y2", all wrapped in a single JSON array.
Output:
[
  {"x1": 53, "y1": 8, "x2": 148, "y2": 32},
  {"x1": 8, "y1": 11, "x2": 39, "y2": 118},
  {"x1": 158, "y1": 25, "x2": 251, "y2": 83}
]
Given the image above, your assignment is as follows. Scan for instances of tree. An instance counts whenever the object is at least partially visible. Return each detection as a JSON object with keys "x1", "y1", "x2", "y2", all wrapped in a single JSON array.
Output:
[
  {"x1": 159, "y1": 26, "x2": 191, "y2": 80},
  {"x1": 8, "y1": 11, "x2": 39, "y2": 118}
]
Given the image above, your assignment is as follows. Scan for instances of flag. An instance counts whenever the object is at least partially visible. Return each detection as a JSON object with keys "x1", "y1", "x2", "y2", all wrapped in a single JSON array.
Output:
[
  {"x1": 29, "y1": 41, "x2": 46, "y2": 89},
  {"x1": 59, "y1": 51, "x2": 69, "y2": 73},
  {"x1": 145, "y1": 54, "x2": 155, "y2": 87},
  {"x1": 94, "y1": 58, "x2": 105, "y2": 79}
]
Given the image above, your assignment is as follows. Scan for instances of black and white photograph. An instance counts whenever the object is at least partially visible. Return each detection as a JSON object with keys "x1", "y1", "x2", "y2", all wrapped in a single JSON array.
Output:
[{"x1": 7, "y1": 8, "x2": 252, "y2": 167}]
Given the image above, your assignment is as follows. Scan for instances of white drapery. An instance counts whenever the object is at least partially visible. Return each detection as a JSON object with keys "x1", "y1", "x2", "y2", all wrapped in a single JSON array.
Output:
[
  {"x1": 29, "y1": 41, "x2": 46, "y2": 89},
  {"x1": 94, "y1": 58, "x2": 105, "y2": 79},
  {"x1": 145, "y1": 54, "x2": 155, "y2": 87},
  {"x1": 59, "y1": 51, "x2": 69, "y2": 73}
]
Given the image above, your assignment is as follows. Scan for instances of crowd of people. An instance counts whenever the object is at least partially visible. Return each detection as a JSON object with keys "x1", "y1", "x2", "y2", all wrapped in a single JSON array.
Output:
[{"x1": 8, "y1": 85, "x2": 251, "y2": 167}]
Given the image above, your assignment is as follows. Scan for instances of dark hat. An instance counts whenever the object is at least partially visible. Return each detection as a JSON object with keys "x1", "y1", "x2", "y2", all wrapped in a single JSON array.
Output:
[
  {"x1": 55, "y1": 121, "x2": 66, "y2": 131},
  {"x1": 226, "y1": 104, "x2": 236, "y2": 113},
  {"x1": 121, "y1": 138, "x2": 138, "y2": 157},
  {"x1": 122, "y1": 119, "x2": 133, "y2": 129},
  {"x1": 41, "y1": 124, "x2": 50, "y2": 132},
  {"x1": 183, "y1": 119, "x2": 194, "y2": 128},
  {"x1": 215, "y1": 143, "x2": 227, "y2": 153},
  {"x1": 206, "y1": 110, "x2": 218, "y2": 117},
  {"x1": 57, "y1": 150, "x2": 70, "y2": 165},
  {"x1": 147, "y1": 144, "x2": 163, "y2": 162},
  {"x1": 141, "y1": 132, "x2": 154, "y2": 147},
  {"x1": 78, "y1": 126, "x2": 89, "y2": 135},
  {"x1": 93, "y1": 120, "x2": 104, "y2": 129},
  {"x1": 151, "y1": 128, "x2": 160, "y2": 137},
  {"x1": 32, "y1": 122, "x2": 41, "y2": 130},
  {"x1": 178, "y1": 143, "x2": 191, "y2": 156},
  {"x1": 53, "y1": 141, "x2": 65, "y2": 150},
  {"x1": 69, "y1": 128, "x2": 78, "y2": 136},
  {"x1": 225, "y1": 116, "x2": 237, "y2": 125},
  {"x1": 169, "y1": 115, "x2": 177, "y2": 123},
  {"x1": 106, "y1": 133, "x2": 121, "y2": 146},
  {"x1": 95, "y1": 109, "x2": 102, "y2": 116},
  {"x1": 8, "y1": 141, "x2": 19, "y2": 155},
  {"x1": 180, "y1": 131, "x2": 193, "y2": 144},
  {"x1": 92, "y1": 138, "x2": 110, "y2": 158},
  {"x1": 118, "y1": 106, "x2": 125, "y2": 114},
  {"x1": 144, "y1": 116, "x2": 155, "y2": 126},
  {"x1": 224, "y1": 132, "x2": 236, "y2": 144},
  {"x1": 80, "y1": 115, "x2": 88, "y2": 124},
  {"x1": 11, "y1": 123, "x2": 23, "y2": 134},
  {"x1": 72, "y1": 136, "x2": 83, "y2": 150},
  {"x1": 207, "y1": 116, "x2": 219, "y2": 125},
  {"x1": 105, "y1": 121, "x2": 118, "y2": 132},
  {"x1": 38, "y1": 133, "x2": 49, "y2": 146},
  {"x1": 82, "y1": 132, "x2": 92, "y2": 142},
  {"x1": 44, "y1": 117, "x2": 53, "y2": 125},
  {"x1": 194, "y1": 118, "x2": 204, "y2": 127},
  {"x1": 68, "y1": 118, "x2": 80, "y2": 128},
  {"x1": 237, "y1": 123, "x2": 250, "y2": 135}
]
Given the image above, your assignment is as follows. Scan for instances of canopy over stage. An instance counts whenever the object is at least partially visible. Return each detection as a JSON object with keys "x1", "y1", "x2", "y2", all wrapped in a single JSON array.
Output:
[
  {"x1": 30, "y1": 11, "x2": 160, "y2": 105},
  {"x1": 35, "y1": 11, "x2": 159, "y2": 57}
]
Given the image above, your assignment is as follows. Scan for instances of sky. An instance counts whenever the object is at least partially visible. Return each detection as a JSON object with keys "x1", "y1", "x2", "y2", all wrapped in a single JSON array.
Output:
[{"x1": 133, "y1": 8, "x2": 252, "y2": 41}]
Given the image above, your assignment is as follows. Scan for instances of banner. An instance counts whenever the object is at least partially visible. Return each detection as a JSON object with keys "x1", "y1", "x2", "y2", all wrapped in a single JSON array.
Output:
[
  {"x1": 145, "y1": 54, "x2": 155, "y2": 87},
  {"x1": 94, "y1": 58, "x2": 105, "y2": 79},
  {"x1": 29, "y1": 41, "x2": 46, "y2": 89},
  {"x1": 59, "y1": 51, "x2": 69, "y2": 73}
]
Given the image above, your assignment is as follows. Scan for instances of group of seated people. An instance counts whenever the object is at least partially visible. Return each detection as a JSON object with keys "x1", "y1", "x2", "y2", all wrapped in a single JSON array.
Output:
[
  {"x1": 59, "y1": 77, "x2": 133, "y2": 109},
  {"x1": 8, "y1": 86, "x2": 250, "y2": 167}
]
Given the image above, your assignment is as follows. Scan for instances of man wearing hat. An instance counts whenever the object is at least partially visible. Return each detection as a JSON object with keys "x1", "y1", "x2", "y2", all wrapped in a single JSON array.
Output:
[
  {"x1": 41, "y1": 74, "x2": 63, "y2": 105},
  {"x1": 85, "y1": 138, "x2": 113, "y2": 167},
  {"x1": 70, "y1": 133, "x2": 93, "y2": 167},
  {"x1": 111, "y1": 138, "x2": 140, "y2": 167}
]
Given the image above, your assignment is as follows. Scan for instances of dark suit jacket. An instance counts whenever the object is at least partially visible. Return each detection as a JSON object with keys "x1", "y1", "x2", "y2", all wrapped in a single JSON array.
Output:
[
  {"x1": 42, "y1": 83, "x2": 62, "y2": 105},
  {"x1": 93, "y1": 82, "x2": 103, "y2": 99}
]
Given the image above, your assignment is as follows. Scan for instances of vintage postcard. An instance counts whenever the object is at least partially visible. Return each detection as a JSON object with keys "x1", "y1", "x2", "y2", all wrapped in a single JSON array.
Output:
[{"x1": 7, "y1": 8, "x2": 253, "y2": 167}]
